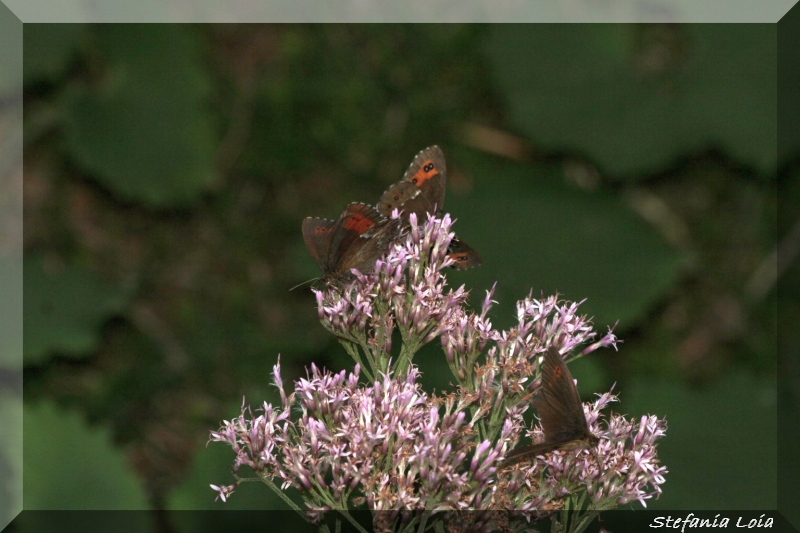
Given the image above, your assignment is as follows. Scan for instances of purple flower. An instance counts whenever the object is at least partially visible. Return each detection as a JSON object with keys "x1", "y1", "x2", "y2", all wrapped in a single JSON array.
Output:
[
  {"x1": 312, "y1": 213, "x2": 471, "y2": 378},
  {"x1": 210, "y1": 214, "x2": 667, "y2": 529},
  {"x1": 209, "y1": 483, "x2": 237, "y2": 502},
  {"x1": 498, "y1": 393, "x2": 667, "y2": 510}
]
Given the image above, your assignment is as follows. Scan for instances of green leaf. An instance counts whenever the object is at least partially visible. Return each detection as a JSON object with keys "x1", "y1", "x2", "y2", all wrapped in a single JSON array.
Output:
[
  {"x1": 624, "y1": 372, "x2": 777, "y2": 509},
  {"x1": 486, "y1": 25, "x2": 777, "y2": 176},
  {"x1": 64, "y1": 25, "x2": 216, "y2": 206},
  {"x1": 23, "y1": 24, "x2": 88, "y2": 85},
  {"x1": 447, "y1": 149, "x2": 687, "y2": 331},
  {"x1": 23, "y1": 255, "x2": 128, "y2": 364},
  {"x1": 23, "y1": 401, "x2": 149, "y2": 509}
]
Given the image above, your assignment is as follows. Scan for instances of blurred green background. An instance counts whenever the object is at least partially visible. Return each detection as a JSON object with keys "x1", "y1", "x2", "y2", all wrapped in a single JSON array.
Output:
[{"x1": 12, "y1": 23, "x2": 786, "y2": 517}]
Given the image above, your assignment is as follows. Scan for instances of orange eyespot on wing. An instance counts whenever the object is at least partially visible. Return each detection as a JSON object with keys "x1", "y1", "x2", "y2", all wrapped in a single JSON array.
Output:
[
  {"x1": 377, "y1": 146, "x2": 482, "y2": 270},
  {"x1": 410, "y1": 159, "x2": 438, "y2": 185}
]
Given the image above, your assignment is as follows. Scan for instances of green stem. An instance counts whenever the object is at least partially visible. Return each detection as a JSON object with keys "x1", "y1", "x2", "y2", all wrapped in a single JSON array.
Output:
[
  {"x1": 417, "y1": 509, "x2": 431, "y2": 533},
  {"x1": 341, "y1": 340, "x2": 374, "y2": 382},
  {"x1": 397, "y1": 330, "x2": 426, "y2": 375},
  {"x1": 358, "y1": 339, "x2": 381, "y2": 375},
  {"x1": 575, "y1": 490, "x2": 586, "y2": 511},
  {"x1": 550, "y1": 512, "x2": 561, "y2": 533},
  {"x1": 397, "y1": 515, "x2": 419, "y2": 533},
  {"x1": 483, "y1": 394, "x2": 508, "y2": 442},
  {"x1": 257, "y1": 473, "x2": 307, "y2": 518},
  {"x1": 571, "y1": 511, "x2": 599, "y2": 533},
  {"x1": 373, "y1": 301, "x2": 394, "y2": 372},
  {"x1": 560, "y1": 501, "x2": 571, "y2": 533},
  {"x1": 335, "y1": 509, "x2": 370, "y2": 533}
]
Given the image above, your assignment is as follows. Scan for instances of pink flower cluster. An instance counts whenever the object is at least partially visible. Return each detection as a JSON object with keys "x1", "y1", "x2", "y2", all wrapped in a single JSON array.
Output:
[
  {"x1": 211, "y1": 361, "x2": 510, "y2": 514},
  {"x1": 501, "y1": 392, "x2": 667, "y2": 511},
  {"x1": 211, "y1": 213, "x2": 667, "y2": 530},
  {"x1": 314, "y1": 213, "x2": 470, "y2": 378}
]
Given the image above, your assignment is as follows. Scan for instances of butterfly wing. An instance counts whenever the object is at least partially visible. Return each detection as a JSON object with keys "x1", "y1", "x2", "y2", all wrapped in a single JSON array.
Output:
[
  {"x1": 500, "y1": 348, "x2": 598, "y2": 468},
  {"x1": 447, "y1": 237, "x2": 483, "y2": 270},
  {"x1": 330, "y1": 203, "x2": 399, "y2": 274},
  {"x1": 533, "y1": 347, "x2": 592, "y2": 445},
  {"x1": 499, "y1": 441, "x2": 557, "y2": 468},
  {"x1": 377, "y1": 181, "x2": 420, "y2": 217},
  {"x1": 378, "y1": 146, "x2": 482, "y2": 270},
  {"x1": 301, "y1": 217, "x2": 336, "y2": 272},
  {"x1": 377, "y1": 146, "x2": 446, "y2": 220}
]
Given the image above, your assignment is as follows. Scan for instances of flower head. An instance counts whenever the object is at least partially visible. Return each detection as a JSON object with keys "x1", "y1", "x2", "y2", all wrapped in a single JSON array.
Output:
[
  {"x1": 209, "y1": 483, "x2": 237, "y2": 502},
  {"x1": 313, "y1": 213, "x2": 470, "y2": 378},
  {"x1": 211, "y1": 214, "x2": 667, "y2": 530},
  {"x1": 497, "y1": 392, "x2": 667, "y2": 511}
]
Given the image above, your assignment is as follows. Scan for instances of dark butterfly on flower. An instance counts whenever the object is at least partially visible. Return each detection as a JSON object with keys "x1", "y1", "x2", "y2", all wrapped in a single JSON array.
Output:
[
  {"x1": 500, "y1": 347, "x2": 600, "y2": 468},
  {"x1": 302, "y1": 202, "x2": 401, "y2": 283},
  {"x1": 377, "y1": 146, "x2": 482, "y2": 270}
]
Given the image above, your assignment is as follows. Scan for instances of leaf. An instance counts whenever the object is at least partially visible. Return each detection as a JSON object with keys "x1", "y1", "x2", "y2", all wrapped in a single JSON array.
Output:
[
  {"x1": 23, "y1": 255, "x2": 128, "y2": 364},
  {"x1": 63, "y1": 25, "x2": 216, "y2": 206},
  {"x1": 23, "y1": 24, "x2": 88, "y2": 85},
  {"x1": 447, "y1": 149, "x2": 687, "y2": 330},
  {"x1": 486, "y1": 25, "x2": 777, "y2": 176},
  {"x1": 23, "y1": 401, "x2": 149, "y2": 510},
  {"x1": 623, "y1": 372, "x2": 776, "y2": 509}
]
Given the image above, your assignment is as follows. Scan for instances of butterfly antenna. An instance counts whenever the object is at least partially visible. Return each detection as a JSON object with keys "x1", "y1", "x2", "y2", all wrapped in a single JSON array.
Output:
[{"x1": 289, "y1": 277, "x2": 319, "y2": 292}]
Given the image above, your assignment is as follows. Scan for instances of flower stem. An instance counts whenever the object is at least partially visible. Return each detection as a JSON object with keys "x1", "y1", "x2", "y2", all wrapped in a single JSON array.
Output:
[
  {"x1": 341, "y1": 339, "x2": 374, "y2": 382},
  {"x1": 335, "y1": 508, "x2": 370, "y2": 533},
  {"x1": 257, "y1": 472, "x2": 306, "y2": 518},
  {"x1": 571, "y1": 510, "x2": 599, "y2": 533}
]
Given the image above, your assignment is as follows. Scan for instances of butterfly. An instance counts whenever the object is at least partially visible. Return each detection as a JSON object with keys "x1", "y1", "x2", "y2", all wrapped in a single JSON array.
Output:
[
  {"x1": 302, "y1": 202, "x2": 401, "y2": 283},
  {"x1": 500, "y1": 347, "x2": 599, "y2": 468},
  {"x1": 376, "y1": 146, "x2": 482, "y2": 270}
]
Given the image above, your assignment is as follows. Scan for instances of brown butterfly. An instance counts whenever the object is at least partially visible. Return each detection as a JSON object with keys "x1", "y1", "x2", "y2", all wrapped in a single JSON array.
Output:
[
  {"x1": 377, "y1": 146, "x2": 482, "y2": 270},
  {"x1": 500, "y1": 347, "x2": 599, "y2": 468},
  {"x1": 302, "y1": 202, "x2": 400, "y2": 283}
]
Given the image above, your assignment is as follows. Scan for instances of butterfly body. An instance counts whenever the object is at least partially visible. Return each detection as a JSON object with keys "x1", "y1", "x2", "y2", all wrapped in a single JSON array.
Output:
[{"x1": 501, "y1": 347, "x2": 599, "y2": 468}]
